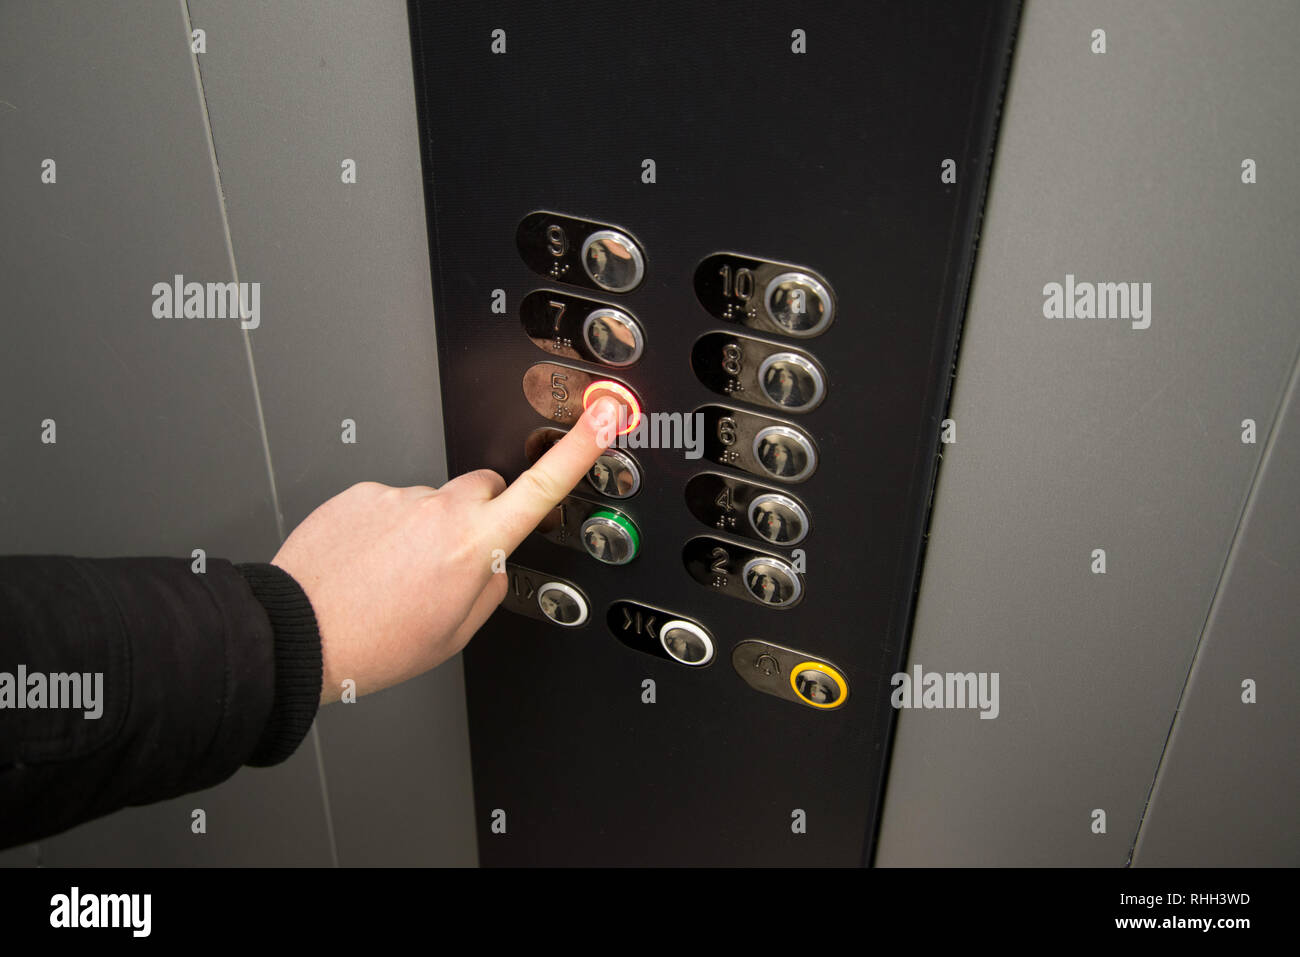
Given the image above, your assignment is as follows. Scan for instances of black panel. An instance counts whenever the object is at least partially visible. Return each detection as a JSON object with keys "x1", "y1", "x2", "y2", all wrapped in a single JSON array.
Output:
[{"x1": 408, "y1": 0, "x2": 1020, "y2": 865}]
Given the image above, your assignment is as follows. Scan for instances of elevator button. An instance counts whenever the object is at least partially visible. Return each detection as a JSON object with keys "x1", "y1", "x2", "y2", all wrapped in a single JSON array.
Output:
[
  {"x1": 582, "y1": 379, "x2": 642, "y2": 435},
  {"x1": 691, "y1": 333, "x2": 827, "y2": 414},
  {"x1": 580, "y1": 509, "x2": 641, "y2": 565},
  {"x1": 764, "y1": 272, "x2": 833, "y2": 337},
  {"x1": 582, "y1": 308, "x2": 643, "y2": 366},
  {"x1": 757, "y1": 352, "x2": 825, "y2": 412},
  {"x1": 523, "y1": 363, "x2": 641, "y2": 431},
  {"x1": 742, "y1": 556, "x2": 802, "y2": 607},
  {"x1": 752, "y1": 425, "x2": 817, "y2": 482},
  {"x1": 536, "y1": 581, "x2": 589, "y2": 627},
  {"x1": 732, "y1": 640, "x2": 848, "y2": 708},
  {"x1": 587, "y1": 448, "x2": 641, "y2": 499},
  {"x1": 743, "y1": 553, "x2": 800, "y2": 605},
  {"x1": 658, "y1": 620, "x2": 714, "y2": 666},
  {"x1": 748, "y1": 493, "x2": 809, "y2": 546},
  {"x1": 790, "y1": 661, "x2": 849, "y2": 709},
  {"x1": 582, "y1": 229, "x2": 645, "y2": 293}
]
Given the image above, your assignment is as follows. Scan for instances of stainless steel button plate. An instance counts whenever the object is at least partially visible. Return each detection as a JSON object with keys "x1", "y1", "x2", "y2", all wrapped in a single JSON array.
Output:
[{"x1": 694, "y1": 253, "x2": 835, "y2": 339}]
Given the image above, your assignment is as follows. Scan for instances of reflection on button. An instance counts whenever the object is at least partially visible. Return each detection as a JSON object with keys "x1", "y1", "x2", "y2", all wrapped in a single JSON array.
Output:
[
  {"x1": 748, "y1": 493, "x2": 809, "y2": 546},
  {"x1": 587, "y1": 449, "x2": 641, "y2": 499},
  {"x1": 537, "y1": 581, "x2": 588, "y2": 627},
  {"x1": 580, "y1": 509, "x2": 640, "y2": 565},
  {"x1": 582, "y1": 308, "x2": 643, "y2": 366},
  {"x1": 659, "y1": 619, "x2": 714, "y2": 666},
  {"x1": 792, "y1": 664, "x2": 845, "y2": 707},
  {"x1": 764, "y1": 271, "x2": 833, "y2": 337},
  {"x1": 742, "y1": 556, "x2": 802, "y2": 607},
  {"x1": 758, "y1": 352, "x2": 824, "y2": 412},
  {"x1": 752, "y1": 425, "x2": 817, "y2": 482},
  {"x1": 582, "y1": 229, "x2": 645, "y2": 293}
]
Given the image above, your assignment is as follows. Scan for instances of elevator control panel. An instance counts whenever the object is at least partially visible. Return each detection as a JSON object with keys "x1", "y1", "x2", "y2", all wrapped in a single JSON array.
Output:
[
  {"x1": 518, "y1": 210, "x2": 823, "y2": 624},
  {"x1": 409, "y1": 0, "x2": 1021, "y2": 866}
]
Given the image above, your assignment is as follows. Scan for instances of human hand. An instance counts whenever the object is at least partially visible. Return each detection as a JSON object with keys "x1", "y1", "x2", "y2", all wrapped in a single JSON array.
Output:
[{"x1": 271, "y1": 396, "x2": 622, "y2": 704}]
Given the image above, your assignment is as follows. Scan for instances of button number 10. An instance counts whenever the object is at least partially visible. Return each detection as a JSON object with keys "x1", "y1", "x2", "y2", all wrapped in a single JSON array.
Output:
[{"x1": 718, "y1": 264, "x2": 754, "y2": 301}]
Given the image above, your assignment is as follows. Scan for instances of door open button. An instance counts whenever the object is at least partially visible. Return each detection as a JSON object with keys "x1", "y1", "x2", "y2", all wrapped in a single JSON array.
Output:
[{"x1": 536, "y1": 582, "x2": 589, "y2": 627}]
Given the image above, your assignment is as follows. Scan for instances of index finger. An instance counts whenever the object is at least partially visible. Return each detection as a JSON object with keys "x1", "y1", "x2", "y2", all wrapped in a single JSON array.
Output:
[{"x1": 485, "y1": 395, "x2": 621, "y2": 551}]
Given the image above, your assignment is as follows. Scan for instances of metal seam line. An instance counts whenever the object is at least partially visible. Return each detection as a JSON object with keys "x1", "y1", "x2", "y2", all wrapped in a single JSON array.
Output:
[
  {"x1": 180, "y1": 0, "x2": 340, "y2": 869},
  {"x1": 1127, "y1": 335, "x2": 1300, "y2": 864}
]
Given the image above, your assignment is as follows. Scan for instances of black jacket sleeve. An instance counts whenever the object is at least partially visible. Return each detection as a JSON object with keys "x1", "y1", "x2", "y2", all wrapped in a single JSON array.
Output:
[{"x1": 0, "y1": 556, "x2": 321, "y2": 849}]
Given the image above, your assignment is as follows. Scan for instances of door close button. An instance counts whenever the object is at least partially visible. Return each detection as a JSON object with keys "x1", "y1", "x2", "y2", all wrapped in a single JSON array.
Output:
[{"x1": 659, "y1": 620, "x2": 714, "y2": 666}]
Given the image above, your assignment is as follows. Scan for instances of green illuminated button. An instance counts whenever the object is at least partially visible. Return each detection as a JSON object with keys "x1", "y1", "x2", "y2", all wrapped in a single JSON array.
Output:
[{"x1": 580, "y1": 509, "x2": 640, "y2": 565}]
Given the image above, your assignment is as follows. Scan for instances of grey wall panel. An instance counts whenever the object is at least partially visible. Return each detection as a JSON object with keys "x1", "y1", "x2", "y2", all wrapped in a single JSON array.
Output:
[
  {"x1": 0, "y1": 0, "x2": 332, "y2": 865},
  {"x1": 876, "y1": 0, "x2": 1300, "y2": 865},
  {"x1": 0, "y1": 0, "x2": 278, "y2": 562},
  {"x1": 1132, "y1": 353, "x2": 1300, "y2": 866},
  {"x1": 41, "y1": 747, "x2": 333, "y2": 867},
  {"x1": 184, "y1": 0, "x2": 477, "y2": 866}
]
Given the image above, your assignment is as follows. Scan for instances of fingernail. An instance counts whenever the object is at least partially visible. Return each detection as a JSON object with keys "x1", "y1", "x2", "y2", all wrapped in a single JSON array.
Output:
[{"x1": 589, "y1": 396, "x2": 619, "y2": 431}]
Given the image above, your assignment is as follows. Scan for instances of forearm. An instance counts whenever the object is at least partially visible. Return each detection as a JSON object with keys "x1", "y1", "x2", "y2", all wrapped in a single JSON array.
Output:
[{"x1": 0, "y1": 556, "x2": 320, "y2": 848}]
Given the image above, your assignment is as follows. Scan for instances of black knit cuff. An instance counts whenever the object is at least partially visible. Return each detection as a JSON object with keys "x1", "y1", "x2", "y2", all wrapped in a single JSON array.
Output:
[{"x1": 235, "y1": 562, "x2": 323, "y2": 767}]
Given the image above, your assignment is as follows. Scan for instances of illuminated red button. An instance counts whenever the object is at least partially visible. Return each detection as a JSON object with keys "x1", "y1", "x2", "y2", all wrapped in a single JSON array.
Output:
[{"x1": 582, "y1": 380, "x2": 641, "y2": 435}]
